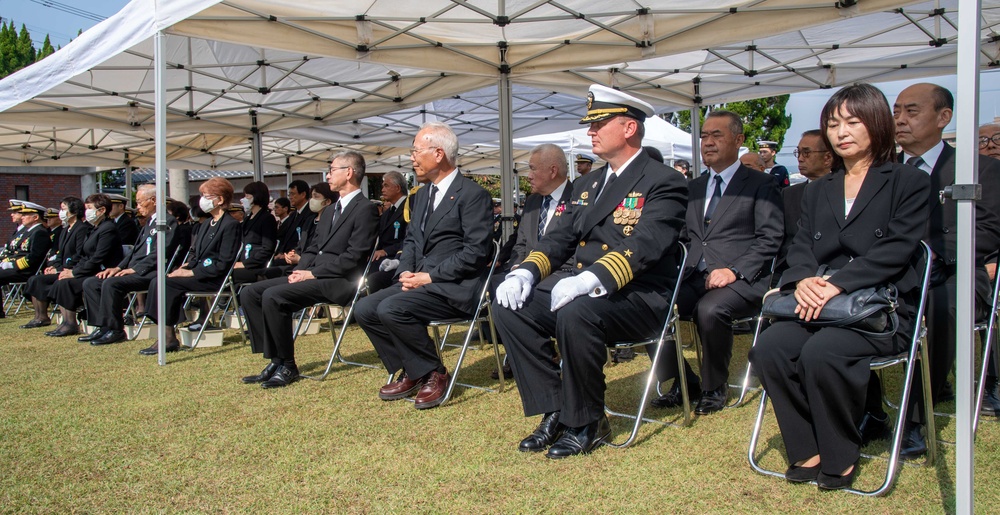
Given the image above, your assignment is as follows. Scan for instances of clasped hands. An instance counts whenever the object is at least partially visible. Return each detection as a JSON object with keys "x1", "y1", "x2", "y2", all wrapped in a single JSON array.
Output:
[
  {"x1": 496, "y1": 269, "x2": 594, "y2": 312},
  {"x1": 793, "y1": 276, "x2": 843, "y2": 322}
]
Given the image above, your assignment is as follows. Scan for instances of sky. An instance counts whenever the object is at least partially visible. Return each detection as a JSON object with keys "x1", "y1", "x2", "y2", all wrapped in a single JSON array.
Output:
[{"x1": 4, "y1": 0, "x2": 1000, "y2": 175}]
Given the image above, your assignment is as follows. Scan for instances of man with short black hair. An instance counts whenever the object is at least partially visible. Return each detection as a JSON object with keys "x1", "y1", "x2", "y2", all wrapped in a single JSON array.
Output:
[{"x1": 105, "y1": 194, "x2": 141, "y2": 246}]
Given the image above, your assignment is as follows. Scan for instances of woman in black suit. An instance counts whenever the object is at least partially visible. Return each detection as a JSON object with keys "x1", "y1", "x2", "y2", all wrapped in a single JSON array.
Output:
[
  {"x1": 46, "y1": 194, "x2": 124, "y2": 336},
  {"x1": 231, "y1": 180, "x2": 277, "y2": 284},
  {"x1": 139, "y1": 177, "x2": 242, "y2": 355},
  {"x1": 748, "y1": 84, "x2": 930, "y2": 490},
  {"x1": 22, "y1": 197, "x2": 92, "y2": 329}
]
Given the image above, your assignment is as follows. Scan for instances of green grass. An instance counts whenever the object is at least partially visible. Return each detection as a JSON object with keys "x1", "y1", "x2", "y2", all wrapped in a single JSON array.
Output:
[{"x1": 0, "y1": 311, "x2": 997, "y2": 513}]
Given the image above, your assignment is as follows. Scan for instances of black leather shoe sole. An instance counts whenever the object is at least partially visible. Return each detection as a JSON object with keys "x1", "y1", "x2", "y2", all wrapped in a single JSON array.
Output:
[
  {"x1": 242, "y1": 363, "x2": 280, "y2": 384},
  {"x1": 378, "y1": 382, "x2": 424, "y2": 401},
  {"x1": 78, "y1": 330, "x2": 105, "y2": 342},
  {"x1": 47, "y1": 326, "x2": 79, "y2": 338},
  {"x1": 91, "y1": 331, "x2": 127, "y2": 346}
]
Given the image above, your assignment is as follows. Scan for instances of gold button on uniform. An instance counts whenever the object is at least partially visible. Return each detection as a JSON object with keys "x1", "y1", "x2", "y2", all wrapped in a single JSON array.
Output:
[
  {"x1": 579, "y1": 241, "x2": 586, "y2": 247},
  {"x1": 576, "y1": 263, "x2": 583, "y2": 269},
  {"x1": 601, "y1": 244, "x2": 609, "y2": 250}
]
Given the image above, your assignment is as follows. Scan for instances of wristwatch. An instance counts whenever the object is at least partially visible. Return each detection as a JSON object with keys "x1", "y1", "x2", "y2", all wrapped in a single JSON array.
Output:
[{"x1": 727, "y1": 266, "x2": 744, "y2": 280}]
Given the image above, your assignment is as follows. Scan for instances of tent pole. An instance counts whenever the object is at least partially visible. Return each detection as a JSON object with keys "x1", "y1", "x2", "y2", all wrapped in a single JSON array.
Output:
[
  {"x1": 125, "y1": 167, "x2": 133, "y2": 207},
  {"x1": 954, "y1": 0, "x2": 981, "y2": 511},
  {"x1": 285, "y1": 156, "x2": 292, "y2": 189},
  {"x1": 251, "y1": 111, "x2": 263, "y2": 182},
  {"x1": 498, "y1": 57, "x2": 515, "y2": 238},
  {"x1": 689, "y1": 106, "x2": 701, "y2": 177},
  {"x1": 154, "y1": 30, "x2": 168, "y2": 366}
]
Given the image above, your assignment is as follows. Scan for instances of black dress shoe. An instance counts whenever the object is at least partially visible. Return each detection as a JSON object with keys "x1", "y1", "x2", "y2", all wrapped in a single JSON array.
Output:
[
  {"x1": 651, "y1": 378, "x2": 701, "y2": 408},
  {"x1": 78, "y1": 328, "x2": 106, "y2": 342},
  {"x1": 47, "y1": 325, "x2": 79, "y2": 337},
  {"x1": 490, "y1": 363, "x2": 513, "y2": 380},
  {"x1": 123, "y1": 315, "x2": 135, "y2": 326},
  {"x1": 785, "y1": 463, "x2": 821, "y2": 483},
  {"x1": 261, "y1": 365, "x2": 299, "y2": 389},
  {"x1": 44, "y1": 325, "x2": 67, "y2": 336},
  {"x1": 982, "y1": 376, "x2": 1000, "y2": 417},
  {"x1": 545, "y1": 416, "x2": 611, "y2": 459},
  {"x1": 817, "y1": 461, "x2": 859, "y2": 490},
  {"x1": 20, "y1": 319, "x2": 51, "y2": 329},
  {"x1": 518, "y1": 412, "x2": 563, "y2": 453},
  {"x1": 242, "y1": 362, "x2": 280, "y2": 384},
  {"x1": 936, "y1": 381, "x2": 956, "y2": 403},
  {"x1": 858, "y1": 410, "x2": 891, "y2": 446},
  {"x1": 91, "y1": 329, "x2": 127, "y2": 346},
  {"x1": 139, "y1": 341, "x2": 180, "y2": 355},
  {"x1": 899, "y1": 423, "x2": 927, "y2": 460},
  {"x1": 694, "y1": 385, "x2": 728, "y2": 415}
]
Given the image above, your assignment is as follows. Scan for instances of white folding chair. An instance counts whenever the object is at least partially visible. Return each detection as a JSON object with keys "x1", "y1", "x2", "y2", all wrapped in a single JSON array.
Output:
[
  {"x1": 748, "y1": 241, "x2": 935, "y2": 497},
  {"x1": 974, "y1": 261, "x2": 1000, "y2": 434},
  {"x1": 604, "y1": 243, "x2": 691, "y2": 448},
  {"x1": 181, "y1": 257, "x2": 247, "y2": 349}
]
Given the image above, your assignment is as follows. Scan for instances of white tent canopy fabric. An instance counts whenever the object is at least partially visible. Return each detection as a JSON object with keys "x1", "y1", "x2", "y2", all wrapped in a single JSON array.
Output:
[{"x1": 510, "y1": 115, "x2": 693, "y2": 163}]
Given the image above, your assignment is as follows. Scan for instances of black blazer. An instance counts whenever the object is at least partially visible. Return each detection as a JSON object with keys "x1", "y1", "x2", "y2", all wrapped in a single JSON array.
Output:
[
  {"x1": 114, "y1": 213, "x2": 141, "y2": 246},
  {"x1": 377, "y1": 200, "x2": 407, "y2": 258},
  {"x1": 55, "y1": 221, "x2": 91, "y2": 270},
  {"x1": 396, "y1": 172, "x2": 494, "y2": 314},
  {"x1": 777, "y1": 181, "x2": 807, "y2": 270},
  {"x1": 72, "y1": 220, "x2": 123, "y2": 277},
  {"x1": 275, "y1": 213, "x2": 297, "y2": 254},
  {"x1": 520, "y1": 152, "x2": 688, "y2": 314},
  {"x1": 183, "y1": 212, "x2": 242, "y2": 281},
  {"x1": 685, "y1": 164, "x2": 784, "y2": 300},
  {"x1": 782, "y1": 162, "x2": 930, "y2": 300},
  {"x1": 283, "y1": 205, "x2": 317, "y2": 254},
  {"x1": 238, "y1": 209, "x2": 277, "y2": 269},
  {"x1": 298, "y1": 193, "x2": 380, "y2": 280},
  {"x1": 508, "y1": 181, "x2": 574, "y2": 269},
  {"x1": 119, "y1": 212, "x2": 185, "y2": 276}
]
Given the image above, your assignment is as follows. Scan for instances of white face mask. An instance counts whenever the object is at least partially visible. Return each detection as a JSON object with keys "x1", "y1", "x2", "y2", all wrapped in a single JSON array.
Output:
[
  {"x1": 308, "y1": 198, "x2": 327, "y2": 213},
  {"x1": 58, "y1": 209, "x2": 68, "y2": 222},
  {"x1": 199, "y1": 196, "x2": 216, "y2": 213},
  {"x1": 84, "y1": 208, "x2": 100, "y2": 224},
  {"x1": 240, "y1": 197, "x2": 253, "y2": 212}
]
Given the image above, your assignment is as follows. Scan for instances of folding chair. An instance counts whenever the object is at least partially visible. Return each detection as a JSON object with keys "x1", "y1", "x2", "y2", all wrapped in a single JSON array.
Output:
[
  {"x1": 181, "y1": 257, "x2": 247, "y2": 350},
  {"x1": 604, "y1": 243, "x2": 690, "y2": 448},
  {"x1": 300, "y1": 240, "x2": 382, "y2": 381},
  {"x1": 423, "y1": 241, "x2": 505, "y2": 406},
  {"x1": 748, "y1": 241, "x2": 935, "y2": 497},
  {"x1": 2, "y1": 248, "x2": 51, "y2": 316},
  {"x1": 974, "y1": 262, "x2": 1000, "y2": 434},
  {"x1": 126, "y1": 244, "x2": 186, "y2": 340}
]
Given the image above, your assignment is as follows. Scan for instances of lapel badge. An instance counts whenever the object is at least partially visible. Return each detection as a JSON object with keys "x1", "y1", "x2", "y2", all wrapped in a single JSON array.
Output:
[
  {"x1": 622, "y1": 226, "x2": 634, "y2": 236},
  {"x1": 580, "y1": 191, "x2": 589, "y2": 200}
]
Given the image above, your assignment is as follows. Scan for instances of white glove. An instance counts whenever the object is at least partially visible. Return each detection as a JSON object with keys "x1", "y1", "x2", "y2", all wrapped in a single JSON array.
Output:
[
  {"x1": 0, "y1": 261, "x2": 13, "y2": 270},
  {"x1": 496, "y1": 269, "x2": 534, "y2": 310},
  {"x1": 379, "y1": 259, "x2": 400, "y2": 272},
  {"x1": 550, "y1": 271, "x2": 602, "y2": 311}
]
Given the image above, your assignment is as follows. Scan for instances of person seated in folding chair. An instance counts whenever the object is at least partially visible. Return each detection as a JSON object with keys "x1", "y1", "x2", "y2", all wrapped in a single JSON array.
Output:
[
  {"x1": 105, "y1": 194, "x2": 141, "y2": 246},
  {"x1": 492, "y1": 85, "x2": 688, "y2": 458},
  {"x1": 747, "y1": 83, "x2": 930, "y2": 490},
  {"x1": 5, "y1": 199, "x2": 25, "y2": 244},
  {"x1": 231, "y1": 181, "x2": 277, "y2": 285},
  {"x1": 139, "y1": 177, "x2": 242, "y2": 355},
  {"x1": 42, "y1": 194, "x2": 124, "y2": 337},
  {"x1": 364, "y1": 171, "x2": 409, "y2": 294},
  {"x1": 265, "y1": 182, "x2": 338, "y2": 278},
  {"x1": 0, "y1": 202, "x2": 51, "y2": 319},
  {"x1": 239, "y1": 152, "x2": 379, "y2": 388},
  {"x1": 652, "y1": 110, "x2": 783, "y2": 415},
  {"x1": 354, "y1": 121, "x2": 493, "y2": 410},
  {"x1": 79, "y1": 184, "x2": 186, "y2": 346},
  {"x1": 21, "y1": 198, "x2": 88, "y2": 328},
  {"x1": 44, "y1": 208, "x2": 63, "y2": 254}
]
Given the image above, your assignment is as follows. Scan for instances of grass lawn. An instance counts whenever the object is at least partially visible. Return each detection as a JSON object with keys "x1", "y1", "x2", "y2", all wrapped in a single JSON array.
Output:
[{"x1": 1, "y1": 311, "x2": 997, "y2": 513}]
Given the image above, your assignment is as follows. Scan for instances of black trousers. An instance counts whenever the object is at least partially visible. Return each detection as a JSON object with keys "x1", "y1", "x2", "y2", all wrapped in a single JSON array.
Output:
[
  {"x1": 365, "y1": 270, "x2": 395, "y2": 294},
  {"x1": 146, "y1": 275, "x2": 224, "y2": 327},
  {"x1": 492, "y1": 289, "x2": 661, "y2": 428},
  {"x1": 24, "y1": 273, "x2": 58, "y2": 302},
  {"x1": 674, "y1": 273, "x2": 759, "y2": 391},
  {"x1": 0, "y1": 268, "x2": 35, "y2": 312},
  {"x1": 82, "y1": 273, "x2": 153, "y2": 330},
  {"x1": 239, "y1": 276, "x2": 353, "y2": 360},
  {"x1": 749, "y1": 321, "x2": 898, "y2": 475},
  {"x1": 354, "y1": 283, "x2": 468, "y2": 380}
]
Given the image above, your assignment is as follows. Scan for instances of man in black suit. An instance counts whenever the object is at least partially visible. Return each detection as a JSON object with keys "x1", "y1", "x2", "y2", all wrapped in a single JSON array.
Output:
[
  {"x1": 365, "y1": 171, "x2": 409, "y2": 293},
  {"x1": 80, "y1": 184, "x2": 186, "y2": 345},
  {"x1": 493, "y1": 85, "x2": 688, "y2": 458},
  {"x1": 354, "y1": 121, "x2": 493, "y2": 410},
  {"x1": 777, "y1": 129, "x2": 833, "y2": 272},
  {"x1": 106, "y1": 194, "x2": 141, "y2": 246},
  {"x1": 653, "y1": 110, "x2": 783, "y2": 415},
  {"x1": 239, "y1": 151, "x2": 379, "y2": 388},
  {"x1": 892, "y1": 83, "x2": 1000, "y2": 457},
  {"x1": 272, "y1": 197, "x2": 296, "y2": 255},
  {"x1": 507, "y1": 143, "x2": 573, "y2": 271},
  {"x1": 274, "y1": 180, "x2": 314, "y2": 259}
]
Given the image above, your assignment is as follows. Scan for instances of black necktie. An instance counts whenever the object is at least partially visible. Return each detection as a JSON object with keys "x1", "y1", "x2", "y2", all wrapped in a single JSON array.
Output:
[
  {"x1": 597, "y1": 172, "x2": 617, "y2": 200},
  {"x1": 906, "y1": 155, "x2": 926, "y2": 170},
  {"x1": 421, "y1": 185, "x2": 438, "y2": 232},
  {"x1": 331, "y1": 202, "x2": 342, "y2": 228},
  {"x1": 537, "y1": 195, "x2": 552, "y2": 240},
  {"x1": 704, "y1": 175, "x2": 723, "y2": 228}
]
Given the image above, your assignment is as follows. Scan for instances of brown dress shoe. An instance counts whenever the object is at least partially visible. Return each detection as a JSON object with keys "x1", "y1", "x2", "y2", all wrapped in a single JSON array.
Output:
[
  {"x1": 378, "y1": 373, "x2": 423, "y2": 401},
  {"x1": 414, "y1": 371, "x2": 451, "y2": 410}
]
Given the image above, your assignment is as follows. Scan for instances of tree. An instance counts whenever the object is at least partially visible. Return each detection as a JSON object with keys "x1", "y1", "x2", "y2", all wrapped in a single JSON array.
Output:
[
  {"x1": 0, "y1": 21, "x2": 59, "y2": 79},
  {"x1": 37, "y1": 35, "x2": 55, "y2": 61},
  {"x1": 671, "y1": 95, "x2": 793, "y2": 151}
]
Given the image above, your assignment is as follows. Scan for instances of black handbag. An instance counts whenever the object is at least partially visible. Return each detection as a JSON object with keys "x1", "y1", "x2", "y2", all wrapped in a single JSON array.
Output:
[{"x1": 761, "y1": 266, "x2": 899, "y2": 337}]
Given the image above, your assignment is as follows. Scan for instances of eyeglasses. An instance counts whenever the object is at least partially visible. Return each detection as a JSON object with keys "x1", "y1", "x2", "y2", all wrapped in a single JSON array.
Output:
[
  {"x1": 328, "y1": 166, "x2": 352, "y2": 173},
  {"x1": 792, "y1": 148, "x2": 829, "y2": 158},
  {"x1": 979, "y1": 134, "x2": 1000, "y2": 148},
  {"x1": 409, "y1": 146, "x2": 440, "y2": 155}
]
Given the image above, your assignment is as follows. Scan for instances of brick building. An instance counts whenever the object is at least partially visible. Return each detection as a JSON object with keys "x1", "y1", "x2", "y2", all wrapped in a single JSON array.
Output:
[{"x1": 1, "y1": 168, "x2": 94, "y2": 238}]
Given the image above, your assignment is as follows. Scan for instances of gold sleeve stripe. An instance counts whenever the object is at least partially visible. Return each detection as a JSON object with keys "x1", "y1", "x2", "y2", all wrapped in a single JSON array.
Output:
[
  {"x1": 523, "y1": 251, "x2": 551, "y2": 278},
  {"x1": 16, "y1": 257, "x2": 29, "y2": 270},
  {"x1": 596, "y1": 252, "x2": 633, "y2": 289}
]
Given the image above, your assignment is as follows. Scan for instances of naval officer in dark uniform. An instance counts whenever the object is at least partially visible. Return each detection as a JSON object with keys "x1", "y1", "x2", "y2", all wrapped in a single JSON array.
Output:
[
  {"x1": 0, "y1": 202, "x2": 51, "y2": 318},
  {"x1": 492, "y1": 85, "x2": 688, "y2": 459}
]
